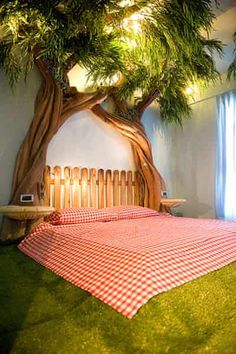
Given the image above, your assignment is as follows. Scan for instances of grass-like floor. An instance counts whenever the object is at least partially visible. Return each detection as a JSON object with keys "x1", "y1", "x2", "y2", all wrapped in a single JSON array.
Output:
[{"x1": 0, "y1": 245, "x2": 235, "y2": 354}]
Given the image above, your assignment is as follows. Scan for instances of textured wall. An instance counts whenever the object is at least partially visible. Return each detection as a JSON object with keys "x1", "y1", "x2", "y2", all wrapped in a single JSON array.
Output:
[
  {"x1": 46, "y1": 110, "x2": 135, "y2": 171},
  {"x1": 144, "y1": 77, "x2": 236, "y2": 218},
  {"x1": 0, "y1": 69, "x2": 41, "y2": 208}
]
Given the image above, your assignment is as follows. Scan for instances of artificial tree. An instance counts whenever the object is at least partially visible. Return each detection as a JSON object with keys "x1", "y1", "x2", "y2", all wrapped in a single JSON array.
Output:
[{"x1": 0, "y1": 0, "x2": 225, "y2": 238}]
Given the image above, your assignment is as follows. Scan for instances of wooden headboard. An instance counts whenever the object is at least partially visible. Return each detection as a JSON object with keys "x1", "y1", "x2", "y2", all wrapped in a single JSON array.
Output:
[{"x1": 43, "y1": 166, "x2": 143, "y2": 210}]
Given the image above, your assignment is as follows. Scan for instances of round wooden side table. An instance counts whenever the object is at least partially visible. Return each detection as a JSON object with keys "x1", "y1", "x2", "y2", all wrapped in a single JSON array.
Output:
[{"x1": 0, "y1": 205, "x2": 55, "y2": 236}]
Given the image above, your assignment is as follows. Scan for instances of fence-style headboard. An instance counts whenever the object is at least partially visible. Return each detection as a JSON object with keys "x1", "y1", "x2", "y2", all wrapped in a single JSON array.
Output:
[{"x1": 43, "y1": 166, "x2": 142, "y2": 210}]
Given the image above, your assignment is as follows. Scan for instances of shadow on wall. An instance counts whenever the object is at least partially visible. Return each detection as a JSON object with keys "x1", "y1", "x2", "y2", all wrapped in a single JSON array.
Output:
[
  {"x1": 165, "y1": 99, "x2": 217, "y2": 219},
  {"x1": 166, "y1": 132, "x2": 214, "y2": 219},
  {"x1": 142, "y1": 106, "x2": 173, "y2": 144},
  {"x1": 176, "y1": 197, "x2": 213, "y2": 218},
  {"x1": 141, "y1": 106, "x2": 175, "y2": 194}
]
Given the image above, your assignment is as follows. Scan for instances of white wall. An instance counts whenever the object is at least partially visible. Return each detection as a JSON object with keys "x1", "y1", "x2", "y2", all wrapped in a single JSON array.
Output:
[
  {"x1": 46, "y1": 110, "x2": 135, "y2": 170},
  {"x1": 168, "y1": 99, "x2": 217, "y2": 218},
  {"x1": 145, "y1": 77, "x2": 236, "y2": 218},
  {"x1": 0, "y1": 69, "x2": 41, "y2": 208}
]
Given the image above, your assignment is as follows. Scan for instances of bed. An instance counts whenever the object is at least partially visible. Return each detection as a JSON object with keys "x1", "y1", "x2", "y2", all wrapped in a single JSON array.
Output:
[{"x1": 18, "y1": 166, "x2": 236, "y2": 318}]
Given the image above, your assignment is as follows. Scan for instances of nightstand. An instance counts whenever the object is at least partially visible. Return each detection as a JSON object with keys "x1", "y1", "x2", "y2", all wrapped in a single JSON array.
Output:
[
  {"x1": 160, "y1": 198, "x2": 186, "y2": 213},
  {"x1": 0, "y1": 205, "x2": 55, "y2": 235}
]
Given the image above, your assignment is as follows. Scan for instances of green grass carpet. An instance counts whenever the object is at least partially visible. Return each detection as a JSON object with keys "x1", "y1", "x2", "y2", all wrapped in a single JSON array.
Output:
[{"x1": 0, "y1": 245, "x2": 235, "y2": 354}]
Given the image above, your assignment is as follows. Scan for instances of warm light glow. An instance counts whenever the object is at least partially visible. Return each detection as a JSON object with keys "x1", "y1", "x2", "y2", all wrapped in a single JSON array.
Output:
[
  {"x1": 109, "y1": 73, "x2": 121, "y2": 85},
  {"x1": 68, "y1": 65, "x2": 121, "y2": 90},
  {"x1": 118, "y1": 0, "x2": 135, "y2": 7},
  {"x1": 94, "y1": 72, "x2": 121, "y2": 87},
  {"x1": 122, "y1": 13, "x2": 144, "y2": 34},
  {"x1": 184, "y1": 84, "x2": 199, "y2": 97},
  {"x1": 185, "y1": 85, "x2": 194, "y2": 95}
]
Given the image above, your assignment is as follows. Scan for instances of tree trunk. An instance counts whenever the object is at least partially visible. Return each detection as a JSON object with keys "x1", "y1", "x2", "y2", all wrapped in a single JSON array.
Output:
[
  {"x1": 10, "y1": 60, "x2": 63, "y2": 205},
  {"x1": 0, "y1": 61, "x2": 107, "y2": 240},
  {"x1": 1, "y1": 62, "x2": 165, "y2": 240},
  {"x1": 91, "y1": 105, "x2": 165, "y2": 210}
]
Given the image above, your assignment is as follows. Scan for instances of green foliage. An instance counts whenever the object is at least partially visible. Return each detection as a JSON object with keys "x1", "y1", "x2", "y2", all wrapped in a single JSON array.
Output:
[
  {"x1": 0, "y1": 0, "x2": 228, "y2": 123},
  {"x1": 227, "y1": 31, "x2": 236, "y2": 81},
  {"x1": 228, "y1": 58, "x2": 236, "y2": 81},
  {"x1": 0, "y1": 0, "x2": 118, "y2": 83}
]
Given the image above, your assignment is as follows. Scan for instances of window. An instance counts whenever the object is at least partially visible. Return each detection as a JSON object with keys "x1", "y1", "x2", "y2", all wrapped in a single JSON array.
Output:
[{"x1": 216, "y1": 91, "x2": 236, "y2": 220}]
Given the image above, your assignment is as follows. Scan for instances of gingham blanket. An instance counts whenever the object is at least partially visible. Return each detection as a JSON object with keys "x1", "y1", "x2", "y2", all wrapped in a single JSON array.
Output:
[{"x1": 18, "y1": 215, "x2": 236, "y2": 318}]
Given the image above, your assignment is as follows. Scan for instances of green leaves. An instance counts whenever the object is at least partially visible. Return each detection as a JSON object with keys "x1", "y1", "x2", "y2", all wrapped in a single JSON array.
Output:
[
  {"x1": 0, "y1": 0, "x2": 114, "y2": 84},
  {"x1": 227, "y1": 31, "x2": 236, "y2": 81},
  {"x1": 0, "y1": 0, "x2": 230, "y2": 124},
  {"x1": 227, "y1": 59, "x2": 236, "y2": 81}
]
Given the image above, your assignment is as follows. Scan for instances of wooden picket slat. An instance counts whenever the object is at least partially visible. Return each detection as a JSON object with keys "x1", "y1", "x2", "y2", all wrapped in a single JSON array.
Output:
[
  {"x1": 72, "y1": 167, "x2": 80, "y2": 208},
  {"x1": 120, "y1": 170, "x2": 126, "y2": 205},
  {"x1": 81, "y1": 168, "x2": 88, "y2": 207},
  {"x1": 106, "y1": 170, "x2": 112, "y2": 207},
  {"x1": 43, "y1": 166, "x2": 51, "y2": 206},
  {"x1": 127, "y1": 170, "x2": 133, "y2": 205},
  {"x1": 64, "y1": 167, "x2": 71, "y2": 208},
  {"x1": 134, "y1": 171, "x2": 141, "y2": 206},
  {"x1": 90, "y1": 168, "x2": 96, "y2": 208},
  {"x1": 44, "y1": 166, "x2": 139, "y2": 210},
  {"x1": 54, "y1": 166, "x2": 61, "y2": 210},
  {"x1": 98, "y1": 169, "x2": 104, "y2": 208},
  {"x1": 113, "y1": 170, "x2": 119, "y2": 206}
]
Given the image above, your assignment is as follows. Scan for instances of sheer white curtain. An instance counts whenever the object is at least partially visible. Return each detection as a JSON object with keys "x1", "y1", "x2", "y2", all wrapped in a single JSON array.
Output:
[{"x1": 216, "y1": 91, "x2": 236, "y2": 220}]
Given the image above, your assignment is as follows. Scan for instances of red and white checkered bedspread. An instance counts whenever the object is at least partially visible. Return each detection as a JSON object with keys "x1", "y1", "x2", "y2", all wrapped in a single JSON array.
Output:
[{"x1": 18, "y1": 215, "x2": 236, "y2": 318}]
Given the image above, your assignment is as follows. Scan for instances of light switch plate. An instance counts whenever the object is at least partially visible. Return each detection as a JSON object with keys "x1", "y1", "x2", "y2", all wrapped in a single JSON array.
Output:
[
  {"x1": 20, "y1": 194, "x2": 34, "y2": 203},
  {"x1": 161, "y1": 191, "x2": 168, "y2": 198}
]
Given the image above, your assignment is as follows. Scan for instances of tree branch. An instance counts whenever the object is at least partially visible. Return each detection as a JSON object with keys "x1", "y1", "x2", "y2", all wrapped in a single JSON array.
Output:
[
  {"x1": 91, "y1": 103, "x2": 165, "y2": 210},
  {"x1": 135, "y1": 89, "x2": 159, "y2": 121},
  {"x1": 110, "y1": 93, "x2": 129, "y2": 116},
  {"x1": 61, "y1": 90, "x2": 108, "y2": 124}
]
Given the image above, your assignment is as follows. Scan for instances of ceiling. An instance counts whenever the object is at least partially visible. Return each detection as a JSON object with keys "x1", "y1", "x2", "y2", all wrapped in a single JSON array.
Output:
[
  {"x1": 212, "y1": 0, "x2": 236, "y2": 13},
  {"x1": 211, "y1": 0, "x2": 236, "y2": 73}
]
